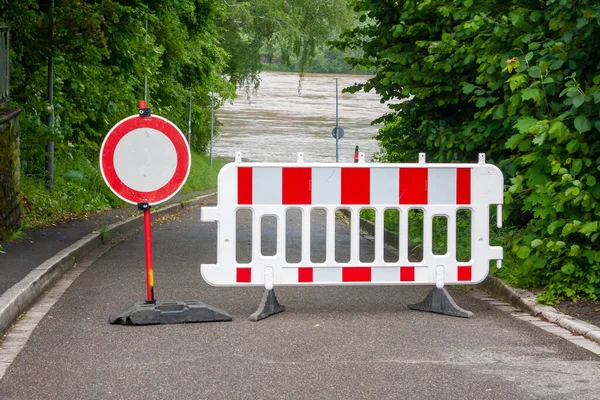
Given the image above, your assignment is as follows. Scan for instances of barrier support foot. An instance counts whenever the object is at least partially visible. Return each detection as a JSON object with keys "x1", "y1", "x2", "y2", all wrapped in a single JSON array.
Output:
[
  {"x1": 249, "y1": 288, "x2": 285, "y2": 321},
  {"x1": 109, "y1": 300, "x2": 232, "y2": 325},
  {"x1": 408, "y1": 287, "x2": 473, "y2": 318}
]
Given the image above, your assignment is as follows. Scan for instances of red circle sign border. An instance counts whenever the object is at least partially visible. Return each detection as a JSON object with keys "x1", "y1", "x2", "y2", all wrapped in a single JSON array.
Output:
[{"x1": 100, "y1": 114, "x2": 191, "y2": 205}]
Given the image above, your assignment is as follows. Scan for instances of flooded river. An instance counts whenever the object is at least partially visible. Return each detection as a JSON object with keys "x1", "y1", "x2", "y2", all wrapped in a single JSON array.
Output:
[{"x1": 214, "y1": 71, "x2": 391, "y2": 163}]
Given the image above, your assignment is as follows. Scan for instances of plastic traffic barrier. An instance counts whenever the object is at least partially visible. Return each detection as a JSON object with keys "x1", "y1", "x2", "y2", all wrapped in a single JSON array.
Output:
[{"x1": 201, "y1": 152, "x2": 504, "y2": 320}]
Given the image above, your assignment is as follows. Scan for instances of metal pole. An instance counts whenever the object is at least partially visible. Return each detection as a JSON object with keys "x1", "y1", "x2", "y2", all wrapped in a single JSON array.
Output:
[
  {"x1": 210, "y1": 92, "x2": 214, "y2": 167},
  {"x1": 143, "y1": 18, "x2": 148, "y2": 102},
  {"x1": 335, "y1": 78, "x2": 339, "y2": 163},
  {"x1": 143, "y1": 206, "x2": 155, "y2": 304},
  {"x1": 187, "y1": 87, "x2": 192, "y2": 143},
  {"x1": 45, "y1": 0, "x2": 55, "y2": 191}
]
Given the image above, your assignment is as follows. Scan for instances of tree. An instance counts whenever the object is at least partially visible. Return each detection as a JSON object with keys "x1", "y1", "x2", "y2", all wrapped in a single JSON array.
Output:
[
  {"x1": 335, "y1": 0, "x2": 600, "y2": 303},
  {"x1": 1, "y1": 0, "x2": 233, "y2": 170},
  {"x1": 220, "y1": 0, "x2": 354, "y2": 89}
]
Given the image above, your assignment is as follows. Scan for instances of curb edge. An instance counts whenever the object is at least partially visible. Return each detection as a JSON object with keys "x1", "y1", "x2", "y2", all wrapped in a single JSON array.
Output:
[
  {"x1": 478, "y1": 275, "x2": 600, "y2": 344},
  {"x1": 0, "y1": 192, "x2": 216, "y2": 339}
]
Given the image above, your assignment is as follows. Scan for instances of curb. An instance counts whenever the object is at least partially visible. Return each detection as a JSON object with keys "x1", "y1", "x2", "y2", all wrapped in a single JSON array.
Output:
[
  {"x1": 0, "y1": 192, "x2": 216, "y2": 339},
  {"x1": 350, "y1": 211, "x2": 600, "y2": 344},
  {"x1": 478, "y1": 275, "x2": 600, "y2": 344}
]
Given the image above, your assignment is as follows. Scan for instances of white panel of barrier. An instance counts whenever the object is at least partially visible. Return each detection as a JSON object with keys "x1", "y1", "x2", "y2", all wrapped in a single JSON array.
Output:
[{"x1": 201, "y1": 153, "x2": 503, "y2": 289}]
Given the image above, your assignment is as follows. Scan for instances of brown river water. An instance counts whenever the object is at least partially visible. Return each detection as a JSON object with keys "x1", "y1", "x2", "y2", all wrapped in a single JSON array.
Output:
[{"x1": 214, "y1": 71, "x2": 391, "y2": 163}]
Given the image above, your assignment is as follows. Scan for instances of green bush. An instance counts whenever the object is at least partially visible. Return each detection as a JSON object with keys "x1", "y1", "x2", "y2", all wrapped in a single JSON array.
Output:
[
  {"x1": 21, "y1": 155, "x2": 123, "y2": 227},
  {"x1": 337, "y1": 0, "x2": 600, "y2": 303},
  {"x1": 21, "y1": 151, "x2": 221, "y2": 228}
]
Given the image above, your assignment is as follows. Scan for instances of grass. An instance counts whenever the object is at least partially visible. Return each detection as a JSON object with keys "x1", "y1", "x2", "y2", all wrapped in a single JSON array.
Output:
[
  {"x1": 19, "y1": 151, "x2": 223, "y2": 229},
  {"x1": 20, "y1": 156, "x2": 122, "y2": 228},
  {"x1": 180, "y1": 152, "x2": 223, "y2": 194}
]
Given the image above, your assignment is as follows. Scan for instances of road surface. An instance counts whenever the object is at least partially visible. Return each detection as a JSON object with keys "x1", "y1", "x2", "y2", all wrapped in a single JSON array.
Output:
[{"x1": 1, "y1": 204, "x2": 599, "y2": 400}]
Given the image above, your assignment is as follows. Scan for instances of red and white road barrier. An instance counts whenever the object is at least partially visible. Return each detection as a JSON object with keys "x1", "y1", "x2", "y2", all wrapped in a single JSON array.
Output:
[{"x1": 201, "y1": 152, "x2": 503, "y2": 289}]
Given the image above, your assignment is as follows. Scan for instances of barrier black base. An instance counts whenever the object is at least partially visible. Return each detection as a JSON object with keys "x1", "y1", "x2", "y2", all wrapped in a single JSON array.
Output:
[
  {"x1": 109, "y1": 300, "x2": 233, "y2": 325},
  {"x1": 408, "y1": 287, "x2": 474, "y2": 318},
  {"x1": 249, "y1": 288, "x2": 285, "y2": 321}
]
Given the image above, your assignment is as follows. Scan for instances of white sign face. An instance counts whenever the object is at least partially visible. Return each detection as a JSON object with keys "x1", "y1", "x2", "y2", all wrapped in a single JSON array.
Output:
[
  {"x1": 113, "y1": 128, "x2": 178, "y2": 192},
  {"x1": 100, "y1": 115, "x2": 191, "y2": 205}
]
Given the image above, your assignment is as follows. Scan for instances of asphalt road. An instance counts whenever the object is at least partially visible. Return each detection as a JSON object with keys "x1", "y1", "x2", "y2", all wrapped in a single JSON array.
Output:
[
  {"x1": 1, "y1": 205, "x2": 600, "y2": 399},
  {"x1": 0, "y1": 189, "x2": 214, "y2": 294}
]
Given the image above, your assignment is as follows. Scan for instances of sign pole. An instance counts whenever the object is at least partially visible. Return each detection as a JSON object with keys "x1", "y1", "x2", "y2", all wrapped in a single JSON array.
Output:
[
  {"x1": 210, "y1": 91, "x2": 214, "y2": 167},
  {"x1": 104, "y1": 100, "x2": 231, "y2": 325},
  {"x1": 45, "y1": 0, "x2": 55, "y2": 191},
  {"x1": 335, "y1": 78, "x2": 339, "y2": 163},
  {"x1": 187, "y1": 87, "x2": 192, "y2": 144},
  {"x1": 139, "y1": 203, "x2": 155, "y2": 304},
  {"x1": 143, "y1": 18, "x2": 148, "y2": 102}
]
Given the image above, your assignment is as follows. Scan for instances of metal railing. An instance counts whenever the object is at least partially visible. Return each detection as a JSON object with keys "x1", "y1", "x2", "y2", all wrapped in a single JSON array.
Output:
[{"x1": 0, "y1": 27, "x2": 9, "y2": 105}]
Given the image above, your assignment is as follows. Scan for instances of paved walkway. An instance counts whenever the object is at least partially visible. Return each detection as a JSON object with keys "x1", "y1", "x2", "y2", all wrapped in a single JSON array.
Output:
[
  {"x1": 1, "y1": 205, "x2": 600, "y2": 399},
  {"x1": 0, "y1": 189, "x2": 215, "y2": 294}
]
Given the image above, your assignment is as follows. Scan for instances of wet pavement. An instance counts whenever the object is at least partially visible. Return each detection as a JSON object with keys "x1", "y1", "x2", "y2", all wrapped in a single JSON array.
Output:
[
  {"x1": 1, "y1": 205, "x2": 600, "y2": 399},
  {"x1": 0, "y1": 190, "x2": 214, "y2": 295}
]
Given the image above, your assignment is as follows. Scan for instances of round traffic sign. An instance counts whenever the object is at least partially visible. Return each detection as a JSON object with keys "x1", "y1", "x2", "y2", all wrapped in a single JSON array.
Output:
[
  {"x1": 332, "y1": 127, "x2": 345, "y2": 139},
  {"x1": 100, "y1": 114, "x2": 191, "y2": 206}
]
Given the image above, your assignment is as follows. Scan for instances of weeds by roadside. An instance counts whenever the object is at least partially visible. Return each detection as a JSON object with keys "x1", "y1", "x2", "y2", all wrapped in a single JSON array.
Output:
[{"x1": 20, "y1": 151, "x2": 222, "y2": 230}]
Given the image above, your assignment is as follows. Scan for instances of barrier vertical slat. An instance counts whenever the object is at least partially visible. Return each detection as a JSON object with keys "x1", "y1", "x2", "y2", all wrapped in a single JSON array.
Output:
[
  {"x1": 252, "y1": 209, "x2": 261, "y2": 276},
  {"x1": 471, "y1": 206, "x2": 487, "y2": 279},
  {"x1": 447, "y1": 210, "x2": 457, "y2": 265},
  {"x1": 326, "y1": 207, "x2": 336, "y2": 265},
  {"x1": 276, "y1": 210, "x2": 285, "y2": 264},
  {"x1": 374, "y1": 207, "x2": 385, "y2": 264},
  {"x1": 301, "y1": 206, "x2": 311, "y2": 265},
  {"x1": 399, "y1": 208, "x2": 409, "y2": 264},
  {"x1": 350, "y1": 207, "x2": 360, "y2": 264},
  {"x1": 423, "y1": 209, "x2": 432, "y2": 260}
]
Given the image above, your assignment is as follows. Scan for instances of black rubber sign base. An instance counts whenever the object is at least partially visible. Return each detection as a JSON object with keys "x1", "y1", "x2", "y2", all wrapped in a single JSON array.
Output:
[{"x1": 109, "y1": 300, "x2": 232, "y2": 325}]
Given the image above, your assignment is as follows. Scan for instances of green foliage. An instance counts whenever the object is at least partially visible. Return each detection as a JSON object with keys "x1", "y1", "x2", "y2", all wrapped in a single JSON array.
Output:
[
  {"x1": 337, "y1": 0, "x2": 600, "y2": 303},
  {"x1": 180, "y1": 152, "x2": 223, "y2": 194},
  {"x1": 221, "y1": 0, "x2": 355, "y2": 88},
  {"x1": 2, "y1": 0, "x2": 357, "y2": 235},
  {"x1": 2, "y1": 0, "x2": 234, "y2": 178},
  {"x1": 20, "y1": 150, "x2": 221, "y2": 228},
  {"x1": 20, "y1": 153, "x2": 124, "y2": 228},
  {"x1": 261, "y1": 46, "x2": 366, "y2": 75},
  {"x1": 3, "y1": 0, "x2": 355, "y2": 176}
]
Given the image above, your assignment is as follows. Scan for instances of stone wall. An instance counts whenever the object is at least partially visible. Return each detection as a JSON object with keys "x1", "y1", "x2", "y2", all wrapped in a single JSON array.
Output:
[{"x1": 0, "y1": 108, "x2": 21, "y2": 240}]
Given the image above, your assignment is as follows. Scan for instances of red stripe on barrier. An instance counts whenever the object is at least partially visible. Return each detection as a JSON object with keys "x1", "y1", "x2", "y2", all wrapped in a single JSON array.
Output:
[
  {"x1": 298, "y1": 267, "x2": 313, "y2": 282},
  {"x1": 400, "y1": 266, "x2": 415, "y2": 281},
  {"x1": 456, "y1": 168, "x2": 471, "y2": 205},
  {"x1": 342, "y1": 267, "x2": 372, "y2": 282},
  {"x1": 457, "y1": 266, "x2": 472, "y2": 281},
  {"x1": 238, "y1": 168, "x2": 252, "y2": 204},
  {"x1": 341, "y1": 168, "x2": 370, "y2": 204},
  {"x1": 399, "y1": 168, "x2": 428, "y2": 204},
  {"x1": 283, "y1": 168, "x2": 312, "y2": 204},
  {"x1": 236, "y1": 268, "x2": 251, "y2": 283}
]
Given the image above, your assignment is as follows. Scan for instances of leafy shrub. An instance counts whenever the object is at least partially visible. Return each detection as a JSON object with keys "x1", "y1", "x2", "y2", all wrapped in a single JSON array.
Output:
[{"x1": 337, "y1": 0, "x2": 600, "y2": 303}]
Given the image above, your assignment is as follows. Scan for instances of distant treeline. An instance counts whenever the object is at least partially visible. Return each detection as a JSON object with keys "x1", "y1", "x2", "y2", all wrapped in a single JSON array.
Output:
[{"x1": 261, "y1": 47, "x2": 372, "y2": 75}]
